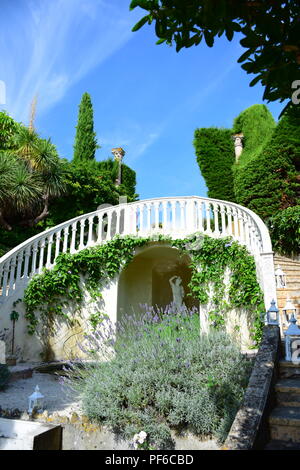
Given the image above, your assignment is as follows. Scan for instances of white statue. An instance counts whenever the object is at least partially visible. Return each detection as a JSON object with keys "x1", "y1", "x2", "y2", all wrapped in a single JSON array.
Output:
[{"x1": 169, "y1": 276, "x2": 185, "y2": 309}]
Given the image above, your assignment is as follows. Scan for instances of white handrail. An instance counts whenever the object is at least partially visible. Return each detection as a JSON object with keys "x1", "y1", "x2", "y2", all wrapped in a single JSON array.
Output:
[{"x1": 0, "y1": 196, "x2": 275, "y2": 306}]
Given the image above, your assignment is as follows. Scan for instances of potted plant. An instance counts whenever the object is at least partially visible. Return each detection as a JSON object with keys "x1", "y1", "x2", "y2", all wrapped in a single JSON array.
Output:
[{"x1": 6, "y1": 303, "x2": 20, "y2": 366}]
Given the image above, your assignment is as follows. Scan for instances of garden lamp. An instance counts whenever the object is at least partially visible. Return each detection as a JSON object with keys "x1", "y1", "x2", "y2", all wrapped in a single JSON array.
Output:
[
  {"x1": 266, "y1": 299, "x2": 279, "y2": 325},
  {"x1": 284, "y1": 313, "x2": 300, "y2": 362},
  {"x1": 28, "y1": 385, "x2": 44, "y2": 414},
  {"x1": 275, "y1": 265, "x2": 286, "y2": 288},
  {"x1": 282, "y1": 298, "x2": 297, "y2": 325}
]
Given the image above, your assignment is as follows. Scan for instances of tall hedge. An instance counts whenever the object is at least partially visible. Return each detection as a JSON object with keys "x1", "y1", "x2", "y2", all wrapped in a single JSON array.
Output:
[
  {"x1": 234, "y1": 106, "x2": 300, "y2": 220},
  {"x1": 193, "y1": 128, "x2": 236, "y2": 202},
  {"x1": 232, "y1": 104, "x2": 276, "y2": 167}
]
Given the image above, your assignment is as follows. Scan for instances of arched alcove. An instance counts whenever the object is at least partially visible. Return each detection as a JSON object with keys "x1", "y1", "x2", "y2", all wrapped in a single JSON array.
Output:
[{"x1": 117, "y1": 243, "x2": 198, "y2": 321}]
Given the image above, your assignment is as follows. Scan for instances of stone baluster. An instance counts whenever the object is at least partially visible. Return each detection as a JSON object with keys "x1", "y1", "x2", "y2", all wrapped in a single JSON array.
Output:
[
  {"x1": 205, "y1": 202, "x2": 211, "y2": 234},
  {"x1": 244, "y1": 215, "x2": 251, "y2": 249},
  {"x1": 145, "y1": 203, "x2": 151, "y2": 233},
  {"x1": 23, "y1": 246, "x2": 31, "y2": 280},
  {"x1": 238, "y1": 210, "x2": 245, "y2": 244},
  {"x1": 116, "y1": 207, "x2": 122, "y2": 234},
  {"x1": 8, "y1": 255, "x2": 17, "y2": 294},
  {"x1": 138, "y1": 205, "x2": 143, "y2": 234},
  {"x1": 38, "y1": 239, "x2": 46, "y2": 273},
  {"x1": 1, "y1": 262, "x2": 10, "y2": 298},
  {"x1": 70, "y1": 222, "x2": 78, "y2": 253},
  {"x1": 87, "y1": 217, "x2": 94, "y2": 246},
  {"x1": 15, "y1": 251, "x2": 24, "y2": 282},
  {"x1": 97, "y1": 213, "x2": 104, "y2": 243},
  {"x1": 31, "y1": 241, "x2": 39, "y2": 275},
  {"x1": 63, "y1": 226, "x2": 69, "y2": 253},
  {"x1": 226, "y1": 206, "x2": 233, "y2": 236},
  {"x1": 122, "y1": 206, "x2": 130, "y2": 236},
  {"x1": 180, "y1": 201, "x2": 185, "y2": 230},
  {"x1": 55, "y1": 230, "x2": 62, "y2": 260},
  {"x1": 171, "y1": 201, "x2": 176, "y2": 231},
  {"x1": 185, "y1": 200, "x2": 194, "y2": 233},
  {"x1": 163, "y1": 201, "x2": 169, "y2": 231},
  {"x1": 46, "y1": 234, "x2": 54, "y2": 267},
  {"x1": 233, "y1": 207, "x2": 239, "y2": 240},
  {"x1": 79, "y1": 219, "x2": 86, "y2": 249},
  {"x1": 106, "y1": 212, "x2": 112, "y2": 240},
  {"x1": 219, "y1": 204, "x2": 226, "y2": 235},
  {"x1": 213, "y1": 203, "x2": 220, "y2": 236},
  {"x1": 154, "y1": 202, "x2": 160, "y2": 230},
  {"x1": 197, "y1": 201, "x2": 204, "y2": 232}
]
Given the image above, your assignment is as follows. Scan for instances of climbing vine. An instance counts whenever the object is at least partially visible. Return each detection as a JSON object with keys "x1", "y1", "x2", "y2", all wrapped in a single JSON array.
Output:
[{"x1": 23, "y1": 233, "x2": 264, "y2": 344}]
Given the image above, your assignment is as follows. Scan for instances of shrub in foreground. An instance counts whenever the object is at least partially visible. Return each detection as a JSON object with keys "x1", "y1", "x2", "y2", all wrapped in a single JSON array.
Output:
[{"x1": 65, "y1": 305, "x2": 252, "y2": 449}]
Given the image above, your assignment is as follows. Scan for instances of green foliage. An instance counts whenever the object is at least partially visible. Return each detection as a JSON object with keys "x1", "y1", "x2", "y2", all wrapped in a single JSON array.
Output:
[
  {"x1": 66, "y1": 313, "x2": 253, "y2": 449},
  {"x1": 23, "y1": 234, "x2": 264, "y2": 344},
  {"x1": 0, "y1": 113, "x2": 66, "y2": 232},
  {"x1": 193, "y1": 127, "x2": 235, "y2": 201},
  {"x1": 98, "y1": 158, "x2": 138, "y2": 201},
  {"x1": 0, "y1": 364, "x2": 10, "y2": 389},
  {"x1": 234, "y1": 106, "x2": 300, "y2": 221},
  {"x1": 46, "y1": 159, "x2": 120, "y2": 226},
  {"x1": 269, "y1": 205, "x2": 300, "y2": 256},
  {"x1": 232, "y1": 104, "x2": 276, "y2": 167},
  {"x1": 0, "y1": 110, "x2": 20, "y2": 150},
  {"x1": 73, "y1": 92, "x2": 99, "y2": 162},
  {"x1": 130, "y1": 0, "x2": 300, "y2": 108}
]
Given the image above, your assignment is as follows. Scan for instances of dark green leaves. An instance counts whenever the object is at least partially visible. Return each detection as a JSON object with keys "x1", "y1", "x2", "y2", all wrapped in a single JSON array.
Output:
[
  {"x1": 129, "y1": 0, "x2": 300, "y2": 106},
  {"x1": 131, "y1": 15, "x2": 150, "y2": 31}
]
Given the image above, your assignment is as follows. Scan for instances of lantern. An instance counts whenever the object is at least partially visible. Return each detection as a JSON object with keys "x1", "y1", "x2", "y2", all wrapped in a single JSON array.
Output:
[
  {"x1": 282, "y1": 298, "x2": 297, "y2": 325},
  {"x1": 28, "y1": 385, "x2": 44, "y2": 414},
  {"x1": 275, "y1": 265, "x2": 286, "y2": 288},
  {"x1": 266, "y1": 299, "x2": 279, "y2": 325},
  {"x1": 284, "y1": 313, "x2": 300, "y2": 362}
]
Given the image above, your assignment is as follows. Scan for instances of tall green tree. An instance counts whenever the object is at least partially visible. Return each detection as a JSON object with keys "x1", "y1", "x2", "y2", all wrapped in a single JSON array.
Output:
[
  {"x1": 73, "y1": 92, "x2": 99, "y2": 162},
  {"x1": 130, "y1": 0, "x2": 300, "y2": 112},
  {"x1": 194, "y1": 128, "x2": 236, "y2": 202}
]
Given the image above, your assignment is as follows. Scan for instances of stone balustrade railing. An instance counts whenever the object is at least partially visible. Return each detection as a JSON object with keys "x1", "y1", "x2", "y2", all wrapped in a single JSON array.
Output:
[{"x1": 0, "y1": 196, "x2": 276, "y2": 308}]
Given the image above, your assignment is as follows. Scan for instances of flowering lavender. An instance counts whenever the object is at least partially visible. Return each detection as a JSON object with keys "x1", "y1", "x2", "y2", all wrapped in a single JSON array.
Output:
[{"x1": 64, "y1": 303, "x2": 252, "y2": 449}]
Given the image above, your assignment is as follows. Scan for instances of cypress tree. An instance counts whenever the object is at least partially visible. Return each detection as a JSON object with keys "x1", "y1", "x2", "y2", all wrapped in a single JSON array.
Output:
[{"x1": 73, "y1": 92, "x2": 99, "y2": 162}]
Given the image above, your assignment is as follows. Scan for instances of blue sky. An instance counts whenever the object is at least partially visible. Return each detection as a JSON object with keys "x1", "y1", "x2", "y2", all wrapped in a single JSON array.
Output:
[{"x1": 1, "y1": 0, "x2": 285, "y2": 201}]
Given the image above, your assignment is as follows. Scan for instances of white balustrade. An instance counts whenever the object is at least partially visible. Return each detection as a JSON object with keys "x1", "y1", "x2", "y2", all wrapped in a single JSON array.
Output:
[{"x1": 0, "y1": 196, "x2": 276, "y2": 308}]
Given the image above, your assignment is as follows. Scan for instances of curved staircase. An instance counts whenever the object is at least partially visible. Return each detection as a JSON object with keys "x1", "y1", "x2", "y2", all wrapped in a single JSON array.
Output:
[{"x1": 0, "y1": 196, "x2": 276, "y2": 310}]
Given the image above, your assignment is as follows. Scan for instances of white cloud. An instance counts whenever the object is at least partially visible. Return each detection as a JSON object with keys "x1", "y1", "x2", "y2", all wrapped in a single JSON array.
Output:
[{"x1": 0, "y1": 0, "x2": 141, "y2": 123}]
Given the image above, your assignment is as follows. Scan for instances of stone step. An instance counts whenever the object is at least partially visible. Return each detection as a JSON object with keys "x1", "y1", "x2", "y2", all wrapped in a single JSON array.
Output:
[
  {"x1": 265, "y1": 439, "x2": 300, "y2": 450},
  {"x1": 279, "y1": 361, "x2": 300, "y2": 379},
  {"x1": 275, "y1": 379, "x2": 300, "y2": 406},
  {"x1": 269, "y1": 406, "x2": 300, "y2": 442}
]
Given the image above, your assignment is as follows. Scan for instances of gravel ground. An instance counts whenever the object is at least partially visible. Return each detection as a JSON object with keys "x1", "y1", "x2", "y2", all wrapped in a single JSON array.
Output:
[
  {"x1": 0, "y1": 364, "x2": 220, "y2": 450},
  {"x1": 0, "y1": 367, "x2": 81, "y2": 417}
]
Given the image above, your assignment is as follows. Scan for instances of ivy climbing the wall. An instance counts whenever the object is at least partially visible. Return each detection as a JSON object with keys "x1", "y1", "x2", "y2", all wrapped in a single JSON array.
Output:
[{"x1": 23, "y1": 233, "x2": 264, "y2": 345}]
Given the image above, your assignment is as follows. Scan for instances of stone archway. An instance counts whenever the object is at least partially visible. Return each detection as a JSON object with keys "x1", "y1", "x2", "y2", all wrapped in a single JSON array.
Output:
[{"x1": 117, "y1": 243, "x2": 198, "y2": 321}]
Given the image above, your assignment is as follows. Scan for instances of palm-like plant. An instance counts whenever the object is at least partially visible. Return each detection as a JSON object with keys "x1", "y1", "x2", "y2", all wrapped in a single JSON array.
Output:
[{"x1": 0, "y1": 119, "x2": 66, "y2": 230}]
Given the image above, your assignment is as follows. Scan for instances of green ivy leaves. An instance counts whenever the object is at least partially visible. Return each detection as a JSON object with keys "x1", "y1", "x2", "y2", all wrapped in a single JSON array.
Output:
[{"x1": 23, "y1": 233, "x2": 264, "y2": 344}]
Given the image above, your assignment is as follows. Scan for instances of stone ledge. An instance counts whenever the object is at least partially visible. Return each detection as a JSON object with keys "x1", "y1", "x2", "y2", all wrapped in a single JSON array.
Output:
[{"x1": 224, "y1": 325, "x2": 280, "y2": 450}]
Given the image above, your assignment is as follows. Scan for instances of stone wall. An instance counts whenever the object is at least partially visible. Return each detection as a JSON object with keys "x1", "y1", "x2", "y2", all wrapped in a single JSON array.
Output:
[{"x1": 224, "y1": 325, "x2": 280, "y2": 450}]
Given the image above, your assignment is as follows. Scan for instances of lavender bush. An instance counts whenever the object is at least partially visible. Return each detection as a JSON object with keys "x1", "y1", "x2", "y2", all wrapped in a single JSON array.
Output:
[{"x1": 65, "y1": 304, "x2": 253, "y2": 449}]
